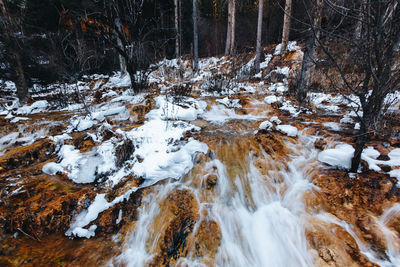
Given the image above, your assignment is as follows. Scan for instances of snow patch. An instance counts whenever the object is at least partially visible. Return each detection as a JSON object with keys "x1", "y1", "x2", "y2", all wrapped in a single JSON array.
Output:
[{"x1": 276, "y1": 125, "x2": 298, "y2": 137}]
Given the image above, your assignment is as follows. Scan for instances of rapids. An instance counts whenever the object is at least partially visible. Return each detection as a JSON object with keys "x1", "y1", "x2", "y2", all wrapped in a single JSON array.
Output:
[{"x1": 107, "y1": 93, "x2": 400, "y2": 266}]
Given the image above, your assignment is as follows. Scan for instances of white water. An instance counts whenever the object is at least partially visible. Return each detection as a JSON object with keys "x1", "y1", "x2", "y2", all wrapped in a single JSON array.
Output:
[{"x1": 112, "y1": 132, "x2": 321, "y2": 266}]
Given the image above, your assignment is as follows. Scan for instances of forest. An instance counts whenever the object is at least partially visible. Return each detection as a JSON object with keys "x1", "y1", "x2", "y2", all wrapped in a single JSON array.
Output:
[{"x1": 0, "y1": 0, "x2": 400, "y2": 266}]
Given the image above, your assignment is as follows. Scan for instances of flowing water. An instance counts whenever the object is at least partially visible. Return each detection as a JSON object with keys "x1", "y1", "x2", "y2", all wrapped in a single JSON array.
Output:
[
  {"x1": 107, "y1": 93, "x2": 400, "y2": 266},
  {"x1": 109, "y1": 94, "x2": 322, "y2": 266}
]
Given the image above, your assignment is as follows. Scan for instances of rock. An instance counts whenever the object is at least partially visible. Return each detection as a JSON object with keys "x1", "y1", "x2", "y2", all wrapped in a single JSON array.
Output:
[
  {"x1": 206, "y1": 174, "x2": 218, "y2": 189},
  {"x1": 115, "y1": 139, "x2": 134, "y2": 167},
  {"x1": 194, "y1": 220, "x2": 221, "y2": 258},
  {"x1": 315, "y1": 138, "x2": 327, "y2": 150}
]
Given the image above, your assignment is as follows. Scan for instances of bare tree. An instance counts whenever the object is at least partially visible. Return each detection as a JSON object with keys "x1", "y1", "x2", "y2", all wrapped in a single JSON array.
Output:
[
  {"x1": 193, "y1": 0, "x2": 199, "y2": 72},
  {"x1": 82, "y1": 0, "x2": 152, "y2": 93},
  {"x1": 0, "y1": 0, "x2": 29, "y2": 102},
  {"x1": 281, "y1": 0, "x2": 292, "y2": 54},
  {"x1": 225, "y1": 0, "x2": 236, "y2": 56},
  {"x1": 297, "y1": 0, "x2": 323, "y2": 102},
  {"x1": 254, "y1": 0, "x2": 264, "y2": 73},
  {"x1": 175, "y1": 0, "x2": 180, "y2": 58},
  {"x1": 298, "y1": 0, "x2": 400, "y2": 171},
  {"x1": 225, "y1": 0, "x2": 233, "y2": 56}
]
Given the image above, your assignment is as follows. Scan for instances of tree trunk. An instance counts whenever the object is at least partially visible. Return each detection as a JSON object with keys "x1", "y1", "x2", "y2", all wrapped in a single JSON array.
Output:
[
  {"x1": 281, "y1": 0, "x2": 292, "y2": 54},
  {"x1": 174, "y1": 0, "x2": 180, "y2": 58},
  {"x1": 193, "y1": 0, "x2": 199, "y2": 73},
  {"x1": 254, "y1": 0, "x2": 264, "y2": 73},
  {"x1": 355, "y1": 0, "x2": 367, "y2": 39},
  {"x1": 230, "y1": 0, "x2": 236, "y2": 55},
  {"x1": 350, "y1": 122, "x2": 369, "y2": 172},
  {"x1": 310, "y1": 0, "x2": 323, "y2": 74},
  {"x1": 0, "y1": 0, "x2": 28, "y2": 103},
  {"x1": 297, "y1": 0, "x2": 323, "y2": 102},
  {"x1": 297, "y1": 29, "x2": 316, "y2": 101},
  {"x1": 224, "y1": 0, "x2": 232, "y2": 56},
  {"x1": 118, "y1": 37, "x2": 127, "y2": 75},
  {"x1": 13, "y1": 49, "x2": 29, "y2": 102}
]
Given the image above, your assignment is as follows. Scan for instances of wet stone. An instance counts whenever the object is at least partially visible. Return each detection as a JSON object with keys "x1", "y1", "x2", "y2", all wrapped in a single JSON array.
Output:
[{"x1": 206, "y1": 174, "x2": 218, "y2": 189}]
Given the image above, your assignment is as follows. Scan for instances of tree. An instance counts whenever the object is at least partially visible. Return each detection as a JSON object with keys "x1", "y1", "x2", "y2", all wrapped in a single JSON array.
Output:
[
  {"x1": 254, "y1": 0, "x2": 264, "y2": 73},
  {"x1": 347, "y1": 0, "x2": 400, "y2": 171},
  {"x1": 81, "y1": 0, "x2": 153, "y2": 93},
  {"x1": 224, "y1": 0, "x2": 236, "y2": 56},
  {"x1": 281, "y1": 0, "x2": 292, "y2": 54},
  {"x1": 296, "y1": 0, "x2": 323, "y2": 102},
  {"x1": 174, "y1": 0, "x2": 181, "y2": 58},
  {"x1": 193, "y1": 0, "x2": 199, "y2": 72},
  {"x1": 297, "y1": 0, "x2": 400, "y2": 171},
  {"x1": 0, "y1": 0, "x2": 29, "y2": 102}
]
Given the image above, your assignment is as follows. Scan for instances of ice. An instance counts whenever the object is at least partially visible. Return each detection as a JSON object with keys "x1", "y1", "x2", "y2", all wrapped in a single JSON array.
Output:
[{"x1": 276, "y1": 125, "x2": 298, "y2": 137}]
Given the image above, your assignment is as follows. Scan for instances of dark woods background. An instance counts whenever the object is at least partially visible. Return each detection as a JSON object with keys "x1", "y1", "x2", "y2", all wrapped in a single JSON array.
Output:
[{"x1": 0, "y1": 0, "x2": 312, "y2": 86}]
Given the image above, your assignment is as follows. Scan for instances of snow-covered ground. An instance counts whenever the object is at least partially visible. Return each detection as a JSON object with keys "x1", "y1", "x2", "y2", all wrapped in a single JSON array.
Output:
[{"x1": 1, "y1": 44, "x2": 400, "y2": 241}]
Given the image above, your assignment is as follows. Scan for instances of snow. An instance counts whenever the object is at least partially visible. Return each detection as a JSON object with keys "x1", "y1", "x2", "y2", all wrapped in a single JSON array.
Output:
[
  {"x1": 10, "y1": 117, "x2": 30, "y2": 123},
  {"x1": 273, "y1": 67, "x2": 290, "y2": 77},
  {"x1": 361, "y1": 147, "x2": 381, "y2": 172},
  {"x1": 323, "y1": 122, "x2": 341, "y2": 131},
  {"x1": 42, "y1": 141, "x2": 116, "y2": 184},
  {"x1": 132, "y1": 138, "x2": 208, "y2": 181},
  {"x1": 92, "y1": 106, "x2": 127, "y2": 122},
  {"x1": 0, "y1": 132, "x2": 19, "y2": 155},
  {"x1": 269, "y1": 83, "x2": 287, "y2": 93},
  {"x1": 216, "y1": 97, "x2": 242, "y2": 108},
  {"x1": 260, "y1": 54, "x2": 273, "y2": 69},
  {"x1": 390, "y1": 169, "x2": 400, "y2": 180},
  {"x1": 280, "y1": 101, "x2": 300, "y2": 116},
  {"x1": 264, "y1": 95, "x2": 279, "y2": 105},
  {"x1": 318, "y1": 145, "x2": 400, "y2": 172},
  {"x1": 16, "y1": 100, "x2": 48, "y2": 115},
  {"x1": 259, "y1": 121, "x2": 273, "y2": 131},
  {"x1": 276, "y1": 125, "x2": 298, "y2": 137},
  {"x1": 69, "y1": 117, "x2": 96, "y2": 132},
  {"x1": 318, "y1": 143, "x2": 355, "y2": 170},
  {"x1": 146, "y1": 96, "x2": 206, "y2": 121},
  {"x1": 270, "y1": 116, "x2": 282, "y2": 125},
  {"x1": 105, "y1": 73, "x2": 131, "y2": 88},
  {"x1": 274, "y1": 41, "x2": 301, "y2": 55},
  {"x1": 340, "y1": 116, "x2": 354, "y2": 124}
]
